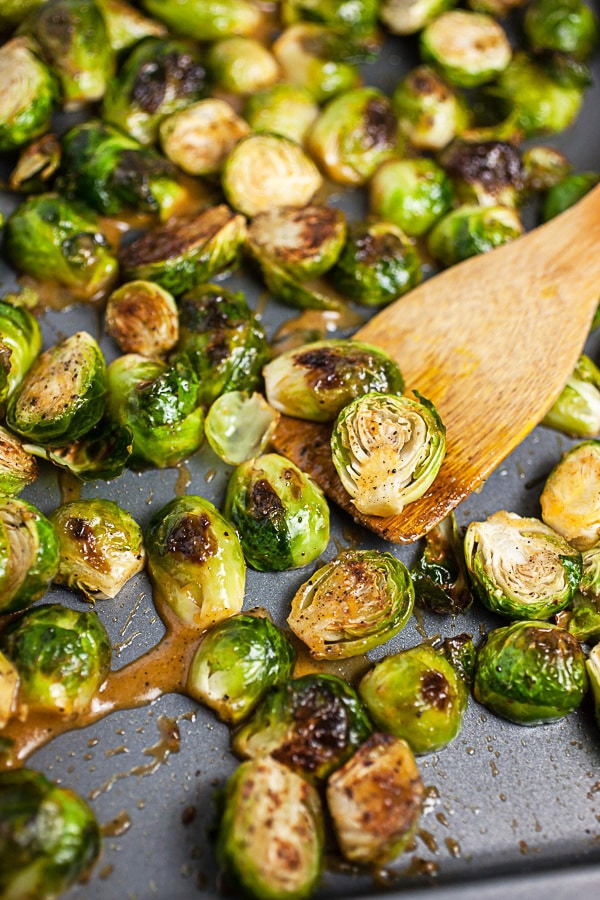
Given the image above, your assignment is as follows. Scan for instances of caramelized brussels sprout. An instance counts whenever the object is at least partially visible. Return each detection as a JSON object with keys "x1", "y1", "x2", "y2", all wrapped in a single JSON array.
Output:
[
  {"x1": 204, "y1": 391, "x2": 279, "y2": 465},
  {"x1": 540, "y1": 440, "x2": 600, "y2": 550},
  {"x1": 1, "y1": 603, "x2": 111, "y2": 716},
  {"x1": 473, "y1": 620, "x2": 588, "y2": 725},
  {"x1": 106, "y1": 353, "x2": 204, "y2": 469},
  {"x1": 6, "y1": 331, "x2": 107, "y2": 447},
  {"x1": 207, "y1": 36, "x2": 280, "y2": 95},
  {"x1": 288, "y1": 548, "x2": 415, "y2": 658},
  {"x1": 263, "y1": 338, "x2": 404, "y2": 423},
  {"x1": 307, "y1": 87, "x2": 398, "y2": 186},
  {"x1": 541, "y1": 353, "x2": 600, "y2": 437},
  {"x1": 8, "y1": 132, "x2": 61, "y2": 194},
  {"x1": 28, "y1": 418, "x2": 133, "y2": 482},
  {"x1": 521, "y1": 144, "x2": 573, "y2": 195},
  {"x1": 4, "y1": 193, "x2": 118, "y2": 303},
  {"x1": 140, "y1": 0, "x2": 265, "y2": 41},
  {"x1": 326, "y1": 733, "x2": 423, "y2": 865},
  {"x1": 369, "y1": 157, "x2": 454, "y2": 236},
  {"x1": 23, "y1": 0, "x2": 115, "y2": 108},
  {"x1": 0, "y1": 769, "x2": 101, "y2": 900},
  {"x1": 232, "y1": 672, "x2": 373, "y2": 782},
  {"x1": 391, "y1": 64, "x2": 470, "y2": 152},
  {"x1": 586, "y1": 641, "x2": 600, "y2": 728},
  {"x1": 96, "y1": 0, "x2": 167, "y2": 52},
  {"x1": 411, "y1": 512, "x2": 473, "y2": 615},
  {"x1": 0, "y1": 37, "x2": 58, "y2": 152},
  {"x1": 145, "y1": 494, "x2": 246, "y2": 630},
  {"x1": 331, "y1": 391, "x2": 446, "y2": 517},
  {"x1": 439, "y1": 139, "x2": 525, "y2": 208},
  {"x1": 379, "y1": 0, "x2": 455, "y2": 35},
  {"x1": 420, "y1": 10, "x2": 512, "y2": 88},
  {"x1": 0, "y1": 649, "x2": 18, "y2": 728},
  {"x1": 106, "y1": 280, "x2": 179, "y2": 358},
  {"x1": 223, "y1": 452, "x2": 330, "y2": 572},
  {"x1": 222, "y1": 133, "x2": 323, "y2": 217},
  {"x1": 159, "y1": 98, "x2": 250, "y2": 177},
  {"x1": 0, "y1": 427, "x2": 39, "y2": 495},
  {"x1": 524, "y1": 0, "x2": 598, "y2": 61},
  {"x1": 327, "y1": 219, "x2": 423, "y2": 306},
  {"x1": 281, "y1": 0, "x2": 379, "y2": 44},
  {"x1": 49, "y1": 498, "x2": 146, "y2": 601},
  {"x1": 427, "y1": 203, "x2": 524, "y2": 267},
  {"x1": 358, "y1": 641, "x2": 469, "y2": 754},
  {"x1": 541, "y1": 171, "x2": 599, "y2": 221},
  {"x1": 0, "y1": 299, "x2": 42, "y2": 413},
  {"x1": 271, "y1": 23, "x2": 362, "y2": 103},
  {"x1": 0, "y1": 496, "x2": 59, "y2": 615},
  {"x1": 243, "y1": 82, "x2": 319, "y2": 145},
  {"x1": 464, "y1": 510, "x2": 582, "y2": 620},
  {"x1": 176, "y1": 283, "x2": 270, "y2": 408},
  {"x1": 118, "y1": 205, "x2": 247, "y2": 295},
  {"x1": 216, "y1": 757, "x2": 324, "y2": 900},
  {"x1": 186, "y1": 611, "x2": 296, "y2": 724},
  {"x1": 102, "y1": 36, "x2": 208, "y2": 146}
]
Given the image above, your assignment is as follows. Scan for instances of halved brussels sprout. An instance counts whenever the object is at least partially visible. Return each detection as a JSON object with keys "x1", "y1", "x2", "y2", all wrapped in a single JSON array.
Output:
[
  {"x1": 159, "y1": 98, "x2": 250, "y2": 177},
  {"x1": 521, "y1": 145, "x2": 573, "y2": 195},
  {"x1": 326, "y1": 733, "x2": 423, "y2": 865},
  {"x1": 271, "y1": 23, "x2": 362, "y2": 104},
  {"x1": 331, "y1": 391, "x2": 446, "y2": 517},
  {"x1": 0, "y1": 299, "x2": 42, "y2": 413},
  {"x1": 24, "y1": 0, "x2": 115, "y2": 108},
  {"x1": 541, "y1": 353, "x2": 600, "y2": 437},
  {"x1": 0, "y1": 649, "x2": 19, "y2": 728},
  {"x1": 587, "y1": 642, "x2": 600, "y2": 728},
  {"x1": 0, "y1": 427, "x2": 39, "y2": 495},
  {"x1": 175, "y1": 283, "x2": 270, "y2": 408},
  {"x1": 427, "y1": 203, "x2": 524, "y2": 267},
  {"x1": 96, "y1": 0, "x2": 167, "y2": 52},
  {"x1": 106, "y1": 353, "x2": 204, "y2": 469},
  {"x1": 411, "y1": 512, "x2": 473, "y2": 615},
  {"x1": 541, "y1": 171, "x2": 599, "y2": 221},
  {"x1": 106, "y1": 280, "x2": 179, "y2": 358},
  {"x1": 145, "y1": 495, "x2": 246, "y2": 630},
  {"x1": 4, "y1": 193, "x2": 118, "y2": 303},
  {"x1": 0, "y1": 603, "x2": 111, "y2": 716},
  {"x1": 558, "y1": 593, "x2": 600, "y2": 643},
  {"x1": 540, "y1": 440, "x2": 600, "y2": 550},
  {"x1": 205, "y1": 391, "x2": 279, "y2": 465},
  {"x1": 263, "y1": 338, "x2": 405, "y2": 423},
  {"x1": 288, "y1": 548, "x2": 414, "y2": 658},
  {"x1": 307, "y1": 87, "x2": 398, "y2": 186},
  {"x1": 8, "y1": 132, "x2": 61, "y2": 194},
  {"x1": 358, "y1": 641, "x2": 469, "y2": 754},
  {"x1": 207, "y1": 36, "x2": 280, "y2": 95},
  {"x1": 223, "y1": 452, "x2": 330, "y2": 572},
  {"x1": 466, "y1": 0, "x2": 526, "y2": 13},
  {"x1": 281, "y1": 0, "x2": 380, "y2": 44},
  {"x1": 439, "y1": 139, "x2": 525, "y2": 208},
  {"x1": 379, "y1": 0, "x2": 455, "y2": 35},
  {"x1": 102, "y1": 36, "x2": 208, "y2": 146},
  {"x1": 6, "y1": 331, "x2": 107, "y2": 447},
  {"x1": 222, "y1": 133, "x2": 323, "y2": 217},
  {"x1": 0, "y1": 769, "x2": 101, "y2": 900},
  {"x1": 420, "y1": 10, "x2": 512, "y2": 88},
  {"x1": 118, "y1": 205, "x2": 247, "y2": 296},
  {"x1": 243, "y1": 82, "x2": 320, "y2": 145},
  {"x1": 464, "y1": 509, "x2": 582, "y2": 620},
  {"x1": 140, "y1": 0, "x2": 265, "y2": 41},
  {"x1": 369, "y1": 157, "x2": 454, "y2": 236},
  {"x1": 524, "y1": 0, "x2": 598, "y2": 61},
  {"x1": 0, "y1": 37, "x2": 58, "y2": 152},
  {"x1": 186, "y1": 611, "x2": 296, "y2": 724},
  {"x1": 26, "y1": 418, "x2": 133, "y2": 483},
  {"x1": 232, "y1": 672, "x2": 373, "y2": 782},
  {"x1": 391, "y1": 64, "x2": 470, "y2": 152},
  {"x1": 328, "y1": 219, "x2": 423, "y2": 305},
  {"x1": 216, "y1": 757, "x2": 324, "y2": 900},
  {"x1": 49, "y1": 498, "x2": 146, "y2": 601},
  {"x1": 0, "y1": 496, "x2": 59, "y2": 615},
  {"x1": 473, "y1": 620, "x2": 588, "y2": 725}
]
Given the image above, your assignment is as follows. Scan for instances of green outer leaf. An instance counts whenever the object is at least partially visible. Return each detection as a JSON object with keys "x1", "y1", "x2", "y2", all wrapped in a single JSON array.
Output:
[{"x1": 0, "y1": 496, "x2": 60, "y2": 615}]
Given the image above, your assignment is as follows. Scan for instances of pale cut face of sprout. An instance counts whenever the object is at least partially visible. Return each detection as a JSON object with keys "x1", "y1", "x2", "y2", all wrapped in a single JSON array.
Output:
[
  {"x1": 159, "y1": 98, "x2": 250, "y2": 176},
  {"x1": 0, "y1": 39, "x2": 46, "y2": 123},
  {"x1": 1, "y1": 500, "x2": 40, "y2": 599},
  {"x1": 540, "y1": 442, "x2": 600, "y2": 550}
]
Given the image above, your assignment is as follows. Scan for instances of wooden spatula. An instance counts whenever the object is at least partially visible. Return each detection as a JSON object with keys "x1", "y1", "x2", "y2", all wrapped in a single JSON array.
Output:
[{"x1": 272, "y1": 184, "x2": 600, "y2": 544}]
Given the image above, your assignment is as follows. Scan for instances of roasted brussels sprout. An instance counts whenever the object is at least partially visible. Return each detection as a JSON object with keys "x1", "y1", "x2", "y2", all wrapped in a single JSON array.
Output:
[
  {"x1": 541, "y1": 353, "x2": 600, "y2": 437},
  {"x1": 307, "y1": 87, "x2": 398, "y2": 186},
  {"x1": 223, "y1": 452, "x2": 330, "y2": 572},
  {"x1": 411, "y1": 512, "x2": 473, "y2": 615},
  {"x1": 118, "y1": 205, "x2": 247, "y2": 295},
  {"x1": 587, "y1": 641, "x2": 600, "y2": 728},
  {"x1": 524, "y1": 0, "x2": 598, "y2": 61},
  {"x1": 243, "y1": 82, "x2": 319, "y2": 145},
  {"x1": 420, "y1": 10, "x2": 512, "y2": 88},
  {"x1": 175, "y1": 283, "x2": 270, "y2": 408},
  {"x1": 106, "y1": 280, "x2": 178, "y2": 358},
  {"x1": 0, "y1": 427, "x2": 39, "y2": 495},
  {"x1": 464, "y1": 510, "x2": 582, "y2": 620},
  {"x1": 159, "y1": 98, "x2": 250, "y2": 177},
  {"x1": 186, "y1": 611, "x2": 296, "y2": 724},
  {"x1": 540, "y1": 440, "x2": 600, "y2": 550},
  {"x1": 369, "y1": 157, "x2": 454, "y2": 236},
  {"x1": 28, "y1": 417, "x2": 133, "y2": 482},
  {"x1": 439, "y1": 139, "x2": 525, "y2": 208},
  {"x1": 0, "y1": 496, "x2": 59, "y2": 615},
  {"x1": 0, "y1": 769, "x2": 101, "y2": 900},
  {"x1": 207, "y1": 36, "x2": 280, "y2": 95},
  {"x1": 6, "y1": 331, "x2": 107, "y2": 447},
  {"x1": 1, "y1": 603, "x2": 111, "y2": 716},
  {"x1": 145, "y1": 494, "x2": 246, "y2": 630},
  {"x1": 0, "y1": 299, "x2": 42, "y2": 413},
  {"x1": 232, "y1": 672, "x2": 373, "y2": 782},
  {"x1": 141, "y1": 0, "x2": 265, "y2": 41},
  {"x1": 541, "y1": 171, "x2": 599, "y2": 221},
  {"x1": 204, "y1": 391, "x2": 279, "y2": 465},
  {"x1": 49, "y1": 498, "x2": 146, "y2": 601},
  {"x1": 331, "y1": 391, "x2": 446, "y2": 517},
  {"x1": 102, "y1": 36, "x2": 208, "y2": 146},
  {"x1": 326, "y1": 732, "x2": 423, "y2": 865},
  {"x1": 216, "y1": 756, "x2": 324, "y2": 900},
  {"x1": 473, "y1": 620, "x2": 588, "y2": 725},
  {"x1": 379, "y1": 0, "x2": 455, "y2": 35},
  {"x1": 427, "y1": 203, "x2": 524, "y2": 267},
  {"x1": 521, "y1": 144, "x2": 573, "y2": 195},
  {"x1": 4, "y1": 193, "x2": 118, "y2": 303},
  {"x1": 8, "y1": 132, "x2": 62, "y2": 195},
  {"x1": 288, "y1": 548, "x2": 415, "y2": 659},
  {"x1": 271, "y1": 23, "x2": 362, "y2": 104},
  {"x1": 23, "y1": 0, "x2": 115, "y2": 108},
  {"x1": 391, "y1": 64, "x2": 470, "y2": 152},
  {"x1": 263, "y1": 338, "x2": 405, "y2": 423},
  {"x1": 0, "y1": 37, "x2": 58, "y2": 152},
  {"x1": 222, "y1": 132, "x2": 323, "y2": 217},
  {"x1": 466, "y1": 0, "x2": 526, "y2": 13},
  {"x1": 281, "y1": 0, "x2": 379, "y2": 44},
  {"x1": 106, "y1": 353, "x2": 204, "y2": 469},
  {"x1": 327, "y1": 219, "x2": 423, "y2": 306},
  {"x1": 0, "y1": 649, "x2": 18, "y2": 727},
  {"x1": 96, "y1": 0, "x2": 167, "y2": 52},
  {"x1": 358, "y1": 641, "x2": 469, "y2": 754}
]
